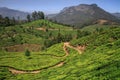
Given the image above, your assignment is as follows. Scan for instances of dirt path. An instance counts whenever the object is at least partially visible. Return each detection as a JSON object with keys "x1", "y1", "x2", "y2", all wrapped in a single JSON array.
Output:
[
  {"x1": 6, "y1": 61, "x2": 64, "y2": 74},
  {"x1": 36, "y1": 28, "x2": 59, "y2": 31},
  {"x1": 8, "y1": 68, "x2": 41, "y2": 74},
  {"x1": 1, "y1": 42, "x2": 83, "y2": 74},
  {"x1": 36, "y1": 28, "x2": 73, "y2": 31},
  {"x1": 63, "y1": 43, "x2": 69, "y2": 57},
  {"x1": 64, "y1": 42, "x2": 83, "y2": 54}
]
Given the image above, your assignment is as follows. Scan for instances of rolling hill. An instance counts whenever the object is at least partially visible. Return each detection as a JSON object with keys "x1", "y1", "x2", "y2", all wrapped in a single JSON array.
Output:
[
  {"x1": 0, "y1": 20, "x2": 74, "y2": 52},
  {"x1": 0, "y1": 4, "x2": 120, "y2": 79},
  {"x1": 0, "y1": 21, "x2": 120, "y2": 79}
]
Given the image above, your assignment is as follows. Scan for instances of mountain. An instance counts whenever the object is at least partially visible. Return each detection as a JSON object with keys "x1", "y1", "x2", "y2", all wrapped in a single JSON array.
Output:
[
  {"x1": 46, "y1": 13, "x2": 57, "y2": 19},
  {"x1": 0, "y1": 7, "x2": 29, "y2": 20},
  {"x1": 51, "y1": 4, "x2": 119, "y2": 28},
  {"x1": 112, "y1": 13, "x2": 120, "y2": 19}
]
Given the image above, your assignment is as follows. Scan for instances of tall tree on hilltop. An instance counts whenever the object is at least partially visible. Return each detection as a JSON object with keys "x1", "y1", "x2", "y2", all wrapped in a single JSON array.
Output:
[
  {"x1": 32, "y1": 11, "x2": 35, "y2": 20},
  {"x1": 32, "y1": 11, "x2": 45, "y2": 21},
  {"x1": 41, "y1": 11, "x2": 45, "y2": 19},
  {"x1": 27, "y1": 14, "x2": 31, "y2": 22},
  {"x1": 32, "y1": 11, "x2": 38, "y2": 20},
  {"x1": 38, "y1": 11, "x2": 45, "y2": 19}
]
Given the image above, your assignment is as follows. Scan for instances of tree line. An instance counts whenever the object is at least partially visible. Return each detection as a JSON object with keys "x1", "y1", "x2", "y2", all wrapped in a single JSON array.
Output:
[
  {"x1": 27, "y1": 11, "x2": 44, "y2": 22},
  {"x1": 0, "y1": 11, "x2": 45, "y2": 27},
  {"x1": 0, "y1": 15, "x2": 16, "y2": 26}
]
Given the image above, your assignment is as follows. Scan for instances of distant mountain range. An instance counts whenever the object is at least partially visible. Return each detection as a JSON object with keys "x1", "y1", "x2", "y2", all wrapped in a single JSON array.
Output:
[
  {"x1": 46, "y1": 14, "x2": 57, "y2": 19},
  {"x1": 0, "y1": 7, "x2": 29, "y2": 20},
  {"x1": 0, "y1": 5, "x2": 119, "y2": 26},
  {"x1": 112, "y1": 13, "x2": 120, "y2": 19},
  {"x1": 50, "y1": 4, "x2": 119, "y2": 28}
]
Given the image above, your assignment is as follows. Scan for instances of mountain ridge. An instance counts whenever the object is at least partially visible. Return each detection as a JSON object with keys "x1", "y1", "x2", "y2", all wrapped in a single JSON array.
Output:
[
  {"x1": 0, "y1": 7, "x2": 29, "y2": 20},
  {"x1": 51, "y1": 4, "x2": 119, "y2": 28}
]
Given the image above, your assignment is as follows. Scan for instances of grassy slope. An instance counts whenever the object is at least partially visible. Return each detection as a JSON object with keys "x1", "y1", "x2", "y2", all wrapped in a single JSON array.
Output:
[
  {"x1": 3, "y1": 41, "x2": 119, "y2": 80},
  {"x1": 0, "y1": 43, "x2": 65, "y2": 70},
  {"x1": 0, "y1": 23, "x2": 120, "y2": 79},
  {"x1": 82, "y1": 24, "x2": 119, "y2": 32},
  {"x1": 23, "y1": 20, "x2": 72, "y2": 29},
  {"x1": 0, "y1": 20, "x2": 74, "y2": 48},
  {"x1": 15, "y1": 27, "x2": 120, "y2": 80}
]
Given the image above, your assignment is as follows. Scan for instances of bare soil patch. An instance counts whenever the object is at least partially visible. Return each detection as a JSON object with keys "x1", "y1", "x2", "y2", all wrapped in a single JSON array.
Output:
[{"x1": 5, "y1": 44, "x2": 41, "y2": 52}]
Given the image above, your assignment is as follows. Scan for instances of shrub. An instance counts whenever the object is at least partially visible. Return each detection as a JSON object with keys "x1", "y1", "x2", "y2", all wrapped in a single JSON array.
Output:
[{"x1": 25, "y1": 49, "x2": 31, "y2": 57}]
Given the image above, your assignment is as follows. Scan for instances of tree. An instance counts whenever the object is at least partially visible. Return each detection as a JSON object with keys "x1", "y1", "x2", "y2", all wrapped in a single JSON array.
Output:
[
  {"x1": 49, "y1": 32, "x2": 52, "y2": 38},
  {"x1": 57, "y1": 32, "x2": 63, "y2": 43},
  {"x1": 77, "y1": 30, "x2": 82, "y2": 38},
  {"x1": 4, "y1": 17, "x2": 10, "y2": 26},
  {"x1": 45, "y1": 28, "x2": 48, "y2": 32},
  {"x1": 41, "y1": 12, "x2": 45, "y2": 19},
  {"x1": 96, "y1": 28, "x2": 103, "y2": 33},
  {"x1": 38, "y1": 11, "x2": 44, "y2": 19},
  {"x1": 0, "y1": 15, "x2": 3, "y2": 26},
  {"x1": 64, "y1": 34, "x2": 72, "y2": 42},
  {"x1": 32, "y1": 11, "x2": 38, "y2": 20},
  {"x1": 17, "y1": 16, "x2": 21, "y2": 24},
  {"x1": 25, "y1": 49, "x2": 31, "y2": 57},
  {"x1": 11, "y1": 17, "x2": 16, "y2": 25},
  {"x1": 32, "y1": 11, "x2": 45, "y2": 21},
  {"x1": 32, "y1": 12, "x2": 35, "y2": 20},
  {"x1": 27, "y1": 14, "x2": 31, "y2": 22},
  {"x1": 38, "y1": 11, "x2": 42, "y2": 19},
  {"x1": 0, "y1": 15, "x2": 2, "y2": 19},
  {"x1": 77, "y1": 30, "x2": 91, "y2": 38}
]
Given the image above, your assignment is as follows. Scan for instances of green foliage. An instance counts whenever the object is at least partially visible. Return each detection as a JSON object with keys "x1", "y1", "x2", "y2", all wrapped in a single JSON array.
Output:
[
  {"x1": 27, "y1": 14, "x2": 31, "y2": 22},
  {"x1": 0, "y1": 15, "x2": 23, "y2": 27},
  {"x1": 0, "y1": 67, "x2": 12, "y2": 80},
  {"x1": 77, "y1": 29, "x2": 91, "y2": 38},
  {"x1": 0, "y1": 20, "x2": 74, "y2": 48},
  {"x1": 71, "y1": 27, "x2": 120, "y2": 49},
  {"x1": 25, "y1": 49, "x2": 31, "y2": 57},
  {"x1": 38, "y1": 11, "x2": 45, "y2": 19},
  {"x1": 32, "y1": 11, "x2": 44, "y2": 21},
  {"x1": 0, "y1": 19, "x2": 120, "y2": 79},
  {"x1": 0, "y1": 44, "x2": 64, "y2": 70}
]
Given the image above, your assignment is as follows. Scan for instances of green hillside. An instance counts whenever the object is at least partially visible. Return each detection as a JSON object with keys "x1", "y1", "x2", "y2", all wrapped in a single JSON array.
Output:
[
  {"x1": 0, "y1": 20, "x2": 75, "y2": 51},
  {"x1": 0, "y1": 19, "x2": 120, "y2": 80}
]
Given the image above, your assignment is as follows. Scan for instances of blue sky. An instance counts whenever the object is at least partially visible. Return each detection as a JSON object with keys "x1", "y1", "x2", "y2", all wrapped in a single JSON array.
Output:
[{"x1": 0, "y1": 0, "x2": 120, "y2": 14}]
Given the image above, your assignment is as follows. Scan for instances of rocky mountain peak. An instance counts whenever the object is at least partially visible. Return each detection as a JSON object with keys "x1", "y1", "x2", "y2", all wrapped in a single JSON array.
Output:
[{"x1": 51, "y1": 4, "x2": 119, "y2": 28}]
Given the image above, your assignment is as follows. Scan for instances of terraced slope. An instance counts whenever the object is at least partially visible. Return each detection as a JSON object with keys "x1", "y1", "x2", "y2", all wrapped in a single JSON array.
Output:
[
  {"x1": 0, "y1": 20, "x2": 75, "y2": 51},
  {"x1": 0, "y1": 42, "x2": 82, "y2": 74},
  {"x1": 0, "y1": 27, "x2": 120, "y2": 80}
]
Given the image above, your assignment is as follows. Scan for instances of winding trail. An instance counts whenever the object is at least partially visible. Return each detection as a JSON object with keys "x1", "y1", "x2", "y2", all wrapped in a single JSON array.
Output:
[
  {"x1": 36, "y1": 28, "x2": 73, "y2": 31},
  {"x1": 9, "y1": 61, "x2": 64, "y2": 74},
  {"x1": 9, "y1": 68, "x2": 41, "y2": 74},
  {"x1": 0, "y1": 61, "x2": 64, "y2": 74},
  {"x1": 63, "y1": 42, "x2": 83, "y2": 54},
  {"x1": 0, "y1": 42, "x2": 83, "y2": 74}
]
